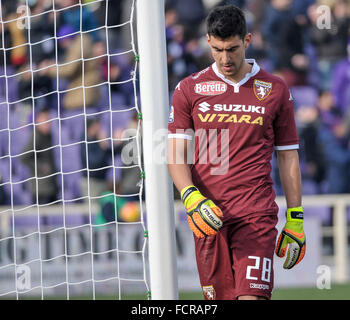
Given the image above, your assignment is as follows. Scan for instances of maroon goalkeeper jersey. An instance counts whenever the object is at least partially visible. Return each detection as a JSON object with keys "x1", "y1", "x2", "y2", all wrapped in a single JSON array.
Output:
[{"x1": 168, "y1": 59, "x2": 299, "y2": 221}]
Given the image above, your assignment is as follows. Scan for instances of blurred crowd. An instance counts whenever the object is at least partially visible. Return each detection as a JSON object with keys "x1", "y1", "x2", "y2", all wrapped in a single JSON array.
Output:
[
  {"x1": 0, "y1": 0, "x2": 349, "y2": 215},
  {"x1": 0, "y1": 0, "x2": 141, "y2": 221}
]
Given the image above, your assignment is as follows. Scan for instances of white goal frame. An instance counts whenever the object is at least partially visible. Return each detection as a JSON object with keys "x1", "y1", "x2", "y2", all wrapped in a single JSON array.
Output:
[{"x1": 137, "y1": 0, "x2": 178, "y2": 300}]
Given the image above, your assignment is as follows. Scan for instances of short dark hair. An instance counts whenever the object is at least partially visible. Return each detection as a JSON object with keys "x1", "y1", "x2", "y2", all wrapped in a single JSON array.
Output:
[{"x1": 206, "y1": 5, "x2": 247, "y2": 40}]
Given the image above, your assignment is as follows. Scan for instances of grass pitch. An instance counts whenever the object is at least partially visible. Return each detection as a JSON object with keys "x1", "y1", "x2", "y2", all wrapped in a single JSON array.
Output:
[
  {"x1": 271, "y1": 283, "x2": 350, "y2": 300},
  {"x1": 8, "y1": 283, "x2": 350, "y2": 300},
  {"x1": 119, "y1": 283, "x2": 350, "y2": 300}
]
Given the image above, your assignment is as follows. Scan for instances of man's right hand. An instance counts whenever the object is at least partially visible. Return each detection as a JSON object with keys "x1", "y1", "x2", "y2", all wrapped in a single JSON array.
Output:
[{"x1": 181, "y1": 185, "x2": 224, "y2": 238}]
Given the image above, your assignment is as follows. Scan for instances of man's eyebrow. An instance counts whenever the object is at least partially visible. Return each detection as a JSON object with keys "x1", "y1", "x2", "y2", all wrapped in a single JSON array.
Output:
[
  {"x1": 211, "y1": 45, "x2": 240, "y2": 51},
  {"x1": 211, "y1": 45, "x2": 222, "y2": 51}
]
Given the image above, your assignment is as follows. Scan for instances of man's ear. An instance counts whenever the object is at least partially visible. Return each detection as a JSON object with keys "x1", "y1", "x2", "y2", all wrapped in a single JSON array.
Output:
[
  {"x1": 244, "y1": 33, "x2": 252, "y2": 49},
  {"x1": 206, "y1": 34, "x2": 211, "y2": 44}
]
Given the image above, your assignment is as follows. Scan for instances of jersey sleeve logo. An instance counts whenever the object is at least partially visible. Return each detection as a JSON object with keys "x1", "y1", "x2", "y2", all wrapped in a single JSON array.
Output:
[
  {"x1": 195, "y1": 81, "x2": 227, "y2": 96},
  {"x1": 253, "y1": 80, "x2": 272, "y2": 101},
  {"x1": 168, "y1": 105, "x2": 174, "y2": 123}
]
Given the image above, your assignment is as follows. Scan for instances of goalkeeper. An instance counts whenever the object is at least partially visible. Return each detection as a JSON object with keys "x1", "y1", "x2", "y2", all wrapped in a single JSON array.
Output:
[{"x1": 167, "y1": 5, "x2": 305, "y2": 300}]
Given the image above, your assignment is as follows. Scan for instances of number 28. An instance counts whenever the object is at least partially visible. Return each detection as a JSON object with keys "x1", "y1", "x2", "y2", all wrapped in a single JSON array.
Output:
[{"x1": 246, "y1": 256, "x2": 272, "y2": 283}]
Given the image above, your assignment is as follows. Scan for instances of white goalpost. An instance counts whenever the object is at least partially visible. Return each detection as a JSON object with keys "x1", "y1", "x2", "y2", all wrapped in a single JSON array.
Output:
[
  {"x1": 0, "y1": 0, "x2": 178, "y2": 300},
  {"x1": 137, "y1": 0, "x2": 178, "y2": 300}
]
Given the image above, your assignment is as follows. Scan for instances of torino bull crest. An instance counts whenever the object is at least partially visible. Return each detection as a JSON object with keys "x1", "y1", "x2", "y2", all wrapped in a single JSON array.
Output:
[{"x1": 253, "y1": 80, "x2": 272, "y2": 101}]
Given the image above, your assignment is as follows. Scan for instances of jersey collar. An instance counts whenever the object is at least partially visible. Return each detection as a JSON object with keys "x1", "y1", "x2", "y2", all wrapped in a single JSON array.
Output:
[{"x1": 212, "y1": 59, "x2": 260, "y2": 93}]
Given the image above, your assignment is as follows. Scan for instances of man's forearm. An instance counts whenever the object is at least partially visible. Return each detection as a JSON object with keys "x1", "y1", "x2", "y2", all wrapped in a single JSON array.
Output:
[
  {"x1": 167, "y1": 138, "x2": 193, "y2": 193},
  {"x1": 277, "y1": 150, "x2": 302, "y2": 208},
  {"x1": 168, "y1": 163, "x2": 193, "y2": 193}
]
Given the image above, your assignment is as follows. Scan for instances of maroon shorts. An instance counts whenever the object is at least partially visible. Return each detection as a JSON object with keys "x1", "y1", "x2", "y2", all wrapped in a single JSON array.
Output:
[{"x1": 194, "y1": 214, "x2": 278, "y2": 300}]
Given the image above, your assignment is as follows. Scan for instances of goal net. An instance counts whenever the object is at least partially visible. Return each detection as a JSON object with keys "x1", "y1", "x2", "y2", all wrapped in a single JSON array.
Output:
[{"x1": 0, "y1": 0, "x2": 149, "y2": 299}]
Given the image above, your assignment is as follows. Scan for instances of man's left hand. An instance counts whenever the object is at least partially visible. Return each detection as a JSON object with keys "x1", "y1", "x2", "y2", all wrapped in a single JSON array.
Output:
[{"x1": 276, "y1": 206, "x2": 306, "y2": 269}]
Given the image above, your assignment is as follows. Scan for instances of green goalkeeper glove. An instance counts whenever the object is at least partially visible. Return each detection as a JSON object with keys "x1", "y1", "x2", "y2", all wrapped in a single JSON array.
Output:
[
  {"x1": 276, "y1": 206, "x2": 306, "y2": 269},
  {"x1": 181, "y1": 185, "x2": 223, "y2": 238}
]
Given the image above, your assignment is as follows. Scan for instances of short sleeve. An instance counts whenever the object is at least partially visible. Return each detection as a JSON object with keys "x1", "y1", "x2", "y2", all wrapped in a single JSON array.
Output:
[
  {"x1": 168, "y1": 80, "x2": 194, "y2": 140},
  {"x1": 273, "y1": 82, "x2": 299, "y2": 150}
]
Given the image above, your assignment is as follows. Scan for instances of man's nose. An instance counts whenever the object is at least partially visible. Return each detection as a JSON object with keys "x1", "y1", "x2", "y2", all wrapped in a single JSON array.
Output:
[{"x1": 221, "y1": 51, "x2": 231, "y2": 64}]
